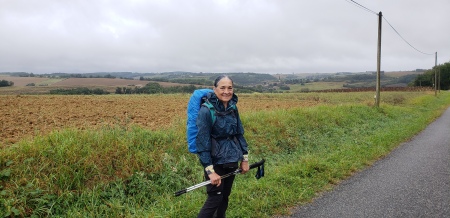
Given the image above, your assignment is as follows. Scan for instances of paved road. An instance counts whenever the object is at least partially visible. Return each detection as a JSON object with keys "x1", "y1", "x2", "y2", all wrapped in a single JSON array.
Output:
[{"x1": 283, "y1": 107, "x2": 450, "y2": 218}]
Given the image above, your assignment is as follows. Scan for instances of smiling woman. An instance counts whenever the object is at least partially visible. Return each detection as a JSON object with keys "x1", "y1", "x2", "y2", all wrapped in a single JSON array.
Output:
[
  {"x1": 195, "y1": 75, "x2": 250, "y2": 218},
  {"x1": 213, "y1": 75, "x2": 234, "y2": 108}
]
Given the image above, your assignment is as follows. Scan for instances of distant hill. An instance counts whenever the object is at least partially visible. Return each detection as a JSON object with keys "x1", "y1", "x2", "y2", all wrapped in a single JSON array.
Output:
[
  {"x1": 0, "y1": 71, "x2": 423, "y2": 95},
  {"x1": 139, "y1": 72, "x2": 277, "y2": 86}
]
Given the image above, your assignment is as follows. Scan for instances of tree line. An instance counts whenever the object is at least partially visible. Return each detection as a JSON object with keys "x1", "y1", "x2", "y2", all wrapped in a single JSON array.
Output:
[
  {"x1": 115, "y1": 83, "x2": 263, "y2": 94},
  {"x1": 47, "y1": 83, "x2": 280, "y2": 95},
  {"x1": 115, "y1": 83, "x2": 199, "y2": 94},
  {"x1": 49, "y1": 87, "x2": 110, "y2": 95},
  {"x1": 412, "y1": 62, "x2": 450, "y2": 90}
]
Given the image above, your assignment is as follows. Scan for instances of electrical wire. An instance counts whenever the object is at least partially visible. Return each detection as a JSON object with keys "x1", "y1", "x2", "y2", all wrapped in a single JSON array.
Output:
[
  {"x1": 345, "y1": 0, "x2": 435, "y2": 56},
  {"x1": 345, "y1": 0, "x2": 378, "y2": 16},
  {"x1": 382, "y1": 16, "x2": 435, "y2": 55}
]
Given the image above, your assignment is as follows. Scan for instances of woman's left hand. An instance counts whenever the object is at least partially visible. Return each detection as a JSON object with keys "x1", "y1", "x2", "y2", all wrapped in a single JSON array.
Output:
[{"x1": 240, "y1": 161, "x2": 249, "y2": 174}]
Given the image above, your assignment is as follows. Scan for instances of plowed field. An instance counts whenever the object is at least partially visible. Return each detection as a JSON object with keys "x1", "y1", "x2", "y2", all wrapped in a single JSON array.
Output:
[{"x1": 0, "y1": 94, "x2": 319, "y2": 146}]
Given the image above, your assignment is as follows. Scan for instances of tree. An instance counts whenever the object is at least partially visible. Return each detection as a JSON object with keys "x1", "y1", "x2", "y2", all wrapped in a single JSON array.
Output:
[
  {"x1": 0, "y1": 80, "x2": 14, "y2": 87},
  {"x1": 279, "y1": 85, "x2": 290, "y2": 90},
  {"x1": 411, "y1": 62, "x2": 450, "y2": 90},
  {"x1": 142, "y1": 82, "x2": 162, "y2": 94},
  {"x1": 438, "y1": 62, "x2": 450, "y2": 90},
  {"x1": 412, "y1": 73, "x2": 433, "y2": 87}
]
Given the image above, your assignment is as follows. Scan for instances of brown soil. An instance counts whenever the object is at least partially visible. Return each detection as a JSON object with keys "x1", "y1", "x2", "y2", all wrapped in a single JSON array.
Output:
[{"x1": 0, "y1": 94, "x2": 318, "y2": 146}]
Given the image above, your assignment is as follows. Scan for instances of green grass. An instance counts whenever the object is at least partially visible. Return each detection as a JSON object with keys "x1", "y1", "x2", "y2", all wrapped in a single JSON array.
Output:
[{"x1": 1, "y1": 91, "x2": 450, "y2": 217}]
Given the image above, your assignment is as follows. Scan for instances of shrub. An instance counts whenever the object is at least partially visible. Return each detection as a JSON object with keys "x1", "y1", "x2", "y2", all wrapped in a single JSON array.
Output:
[
  {"x1": 49, "y1": 88, "x2": 109, "y2": 95},
  {"x1": 0, "y1": 80, "x2": 14, "y2": 87}
]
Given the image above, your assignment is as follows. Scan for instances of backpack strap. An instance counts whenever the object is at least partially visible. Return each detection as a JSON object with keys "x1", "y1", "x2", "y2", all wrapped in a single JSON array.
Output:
[
  {"x1": 202, "y1": 100, "x2": 237, "y2": 124},
  {"x1": 202, "y1": 100, "x2": 217, "y2": 124}
]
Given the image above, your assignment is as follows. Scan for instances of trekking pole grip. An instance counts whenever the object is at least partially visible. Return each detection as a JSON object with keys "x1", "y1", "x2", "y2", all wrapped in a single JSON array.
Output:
[{"x1": 249, "y1": 159, "x2": 265, "y2": 169}]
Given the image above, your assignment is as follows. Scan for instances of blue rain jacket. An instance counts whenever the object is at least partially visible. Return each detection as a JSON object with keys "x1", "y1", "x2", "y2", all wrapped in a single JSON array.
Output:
[{"x1": 196, "y1": 93, "x2": 249, "y2": 167}]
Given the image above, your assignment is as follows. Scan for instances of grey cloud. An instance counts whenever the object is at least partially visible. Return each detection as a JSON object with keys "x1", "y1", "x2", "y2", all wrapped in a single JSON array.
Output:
[{"x1": 1, "y1": 0, "x2": 449, "y2": 74}]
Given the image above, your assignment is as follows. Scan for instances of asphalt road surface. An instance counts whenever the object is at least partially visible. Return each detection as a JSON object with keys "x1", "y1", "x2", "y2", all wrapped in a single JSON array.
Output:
[{"x1": 282, "y1": 107, "x2": 450, "y2": 218}]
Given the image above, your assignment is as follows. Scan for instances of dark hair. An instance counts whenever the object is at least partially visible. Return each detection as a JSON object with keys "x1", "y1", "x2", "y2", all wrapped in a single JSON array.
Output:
[{"x1": 214, "y1": 75, "x2": 233, "y2": 87}]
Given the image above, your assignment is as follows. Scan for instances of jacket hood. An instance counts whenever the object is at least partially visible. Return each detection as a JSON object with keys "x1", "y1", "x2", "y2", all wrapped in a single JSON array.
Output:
[{"x1": 208, "y1": 92, "x2": 238, "y2": 111}]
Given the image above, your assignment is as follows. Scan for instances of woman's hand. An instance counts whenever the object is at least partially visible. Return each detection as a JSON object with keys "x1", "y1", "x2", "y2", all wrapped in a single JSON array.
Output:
[
  {"x1": 240, "y1": 161, "x2": 250, "y2": 174},
  {"x1": 208, "y1": 173, "x2": 221, "y2": 186}
]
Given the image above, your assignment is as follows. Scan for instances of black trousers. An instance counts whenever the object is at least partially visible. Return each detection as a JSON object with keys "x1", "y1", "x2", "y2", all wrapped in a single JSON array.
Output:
[{"x1": 197, "y1": 164, "x2": 238, "y2": 218}]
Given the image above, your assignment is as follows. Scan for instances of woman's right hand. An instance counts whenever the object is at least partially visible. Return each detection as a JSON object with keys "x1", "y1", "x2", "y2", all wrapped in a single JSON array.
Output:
[{"x1": 208, "y1": 173, "x2": 221, "y2": 187}]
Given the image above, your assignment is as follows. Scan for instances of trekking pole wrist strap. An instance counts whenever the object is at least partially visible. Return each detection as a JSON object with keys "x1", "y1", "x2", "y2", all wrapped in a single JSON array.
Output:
[{"x1": 205, "y1": 165, "x2": 215, "y2": 175}]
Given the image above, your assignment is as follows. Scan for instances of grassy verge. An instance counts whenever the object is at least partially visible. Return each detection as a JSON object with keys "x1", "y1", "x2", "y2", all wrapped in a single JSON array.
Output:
[{"x1": 1, "y1": 92, "x2": 450, "y2": 217}]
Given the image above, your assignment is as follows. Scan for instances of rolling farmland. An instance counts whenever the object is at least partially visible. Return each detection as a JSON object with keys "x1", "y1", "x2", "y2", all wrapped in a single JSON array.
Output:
[
  {"x1": 0, "y1": 94, "x2": 321, "y2": 146},
  {"x1": 0, "y1": 75, "x2": 194, "y2": 94}
]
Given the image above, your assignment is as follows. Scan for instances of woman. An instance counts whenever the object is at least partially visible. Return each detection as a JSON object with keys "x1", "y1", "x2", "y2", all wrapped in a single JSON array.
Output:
[{"x1": 196, "y1": 75, "x2": 249, "y2": 218}]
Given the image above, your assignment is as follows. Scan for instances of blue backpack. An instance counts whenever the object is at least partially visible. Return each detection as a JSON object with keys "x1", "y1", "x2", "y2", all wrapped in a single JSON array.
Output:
[
  {"x1": 186, "y1": 89, "x2": 237, "y2": 153},
  {"x1": 186, "y1": 89, "x2": 214, "y2": 153}
]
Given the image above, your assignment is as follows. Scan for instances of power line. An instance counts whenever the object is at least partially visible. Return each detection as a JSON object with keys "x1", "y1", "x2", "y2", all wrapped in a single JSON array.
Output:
[
  {"x1": 345, "y1": 0, "x2": 434, "y2": 56},
  {"x1": 345, "y1": 0, "x2": 378, "y2": 16},
  {"x1": 382, "y1": 16, "x2": 434, "y2": 55}
]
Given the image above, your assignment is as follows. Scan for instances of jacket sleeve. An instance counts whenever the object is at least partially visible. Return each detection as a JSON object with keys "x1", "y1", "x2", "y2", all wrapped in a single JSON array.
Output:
[
  {"x1": 196, "y1": 106, "x2": 213, "y2": 167},
  {"x1": 236, "y1": 108, "x2": 249, "y2": 155}
]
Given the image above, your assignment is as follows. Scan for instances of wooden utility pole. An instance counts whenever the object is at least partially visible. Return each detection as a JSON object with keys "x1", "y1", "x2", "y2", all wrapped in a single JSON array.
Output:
[
  {"x1": 375, "y1": 12, "x2": 382, "y2": 107},
  {"x1": 435, "y1": 52, "x2": 437, "y2": 96},
  {"x1": 438, "y1": 67, "x2": 441, "y2": 93}
]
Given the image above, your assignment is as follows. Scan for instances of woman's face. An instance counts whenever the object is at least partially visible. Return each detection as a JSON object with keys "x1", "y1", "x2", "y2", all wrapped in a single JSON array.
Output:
[{"x1": 214, "y1": 77, "x2": 233, "y2": 104}]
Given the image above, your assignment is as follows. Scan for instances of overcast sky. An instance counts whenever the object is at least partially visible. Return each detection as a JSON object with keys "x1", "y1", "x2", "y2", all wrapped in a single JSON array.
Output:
[{"x1": 1, "y1": 0, "x2": 449, "y2": 74}]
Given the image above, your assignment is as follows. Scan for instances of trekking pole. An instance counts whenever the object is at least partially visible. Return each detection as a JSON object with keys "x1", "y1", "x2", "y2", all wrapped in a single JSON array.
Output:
[{"x1": 174, "y1": 159, "x2": 265, "y2": 197}]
